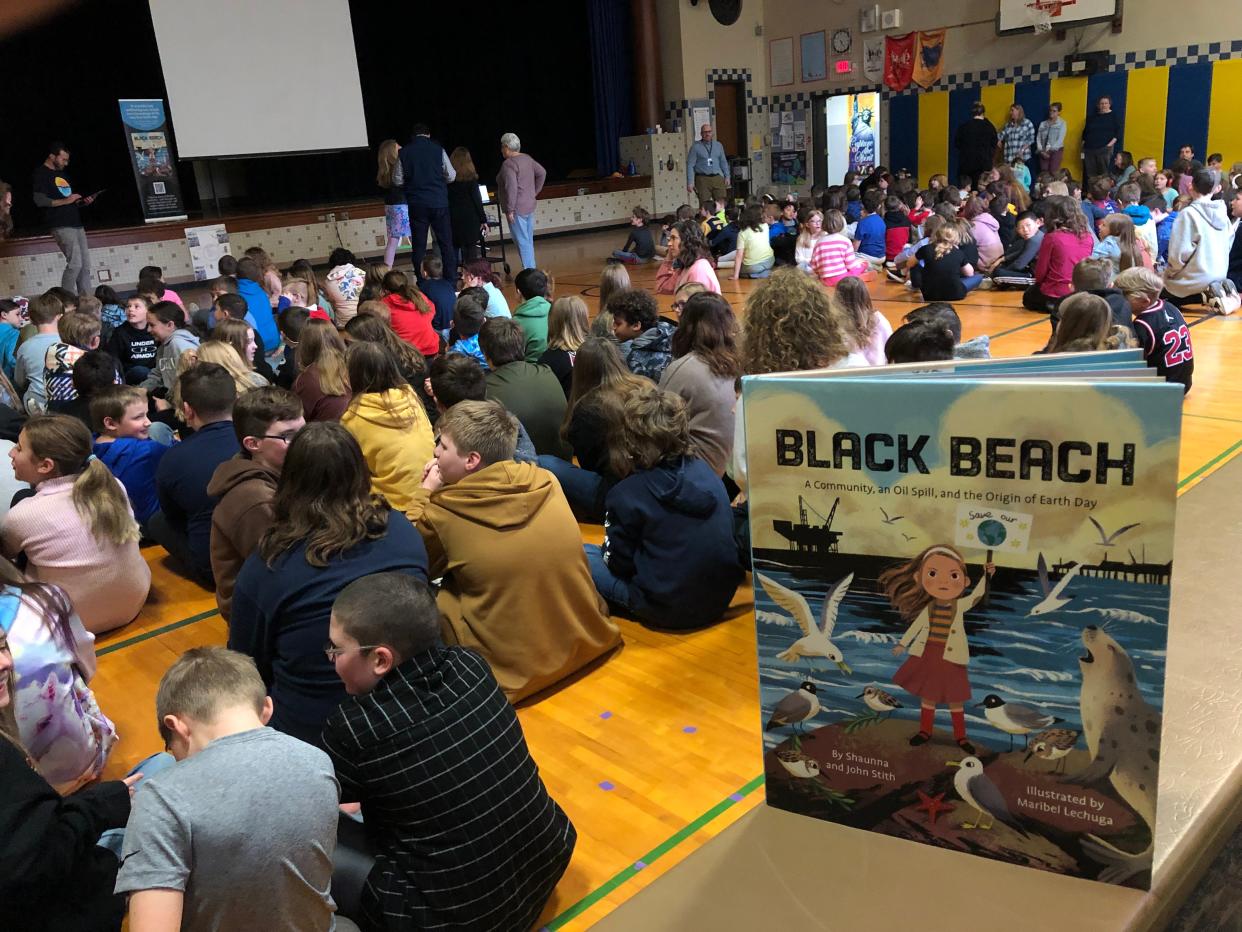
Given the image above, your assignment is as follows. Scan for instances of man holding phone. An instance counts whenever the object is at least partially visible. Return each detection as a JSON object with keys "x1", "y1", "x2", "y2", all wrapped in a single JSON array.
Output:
[{"x1": 32, "y1": 141, "x2": 97, "y2": 295}]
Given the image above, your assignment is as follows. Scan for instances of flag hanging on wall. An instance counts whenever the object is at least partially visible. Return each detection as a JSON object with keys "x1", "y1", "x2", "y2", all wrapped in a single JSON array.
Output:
[
  {"x1": 884, "y1": 32, "x2": 915, "y2": 92},
  {"x1": 912, "y1": 29, "x2": 947, "y2": 88}
]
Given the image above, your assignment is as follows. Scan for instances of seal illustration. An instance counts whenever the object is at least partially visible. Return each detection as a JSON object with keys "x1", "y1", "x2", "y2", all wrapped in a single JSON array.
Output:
[{"x1": 1072, "y1": 625, "x2": 1160, "y2": 884}]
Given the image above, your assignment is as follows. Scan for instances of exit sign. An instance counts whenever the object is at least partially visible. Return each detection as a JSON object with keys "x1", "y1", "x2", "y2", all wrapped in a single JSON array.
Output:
[{"x1": 831, "y1": 58, "x2": 855, "y2": 80}]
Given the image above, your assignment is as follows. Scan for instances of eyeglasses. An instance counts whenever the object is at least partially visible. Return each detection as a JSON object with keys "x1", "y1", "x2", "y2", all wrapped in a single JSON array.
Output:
[
  {"x1": 670, "y1": 300, "x2": 687, "y2": 312},
  {"x1": 324, "y1": 642, "x2": 378, "y2": 661},
  {"x1": 262, "y1": 433, "x2": 299, "y2": 444}
]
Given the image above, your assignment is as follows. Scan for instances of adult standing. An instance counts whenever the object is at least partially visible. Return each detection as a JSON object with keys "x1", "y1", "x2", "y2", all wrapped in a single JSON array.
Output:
[
  {"x1": 398, "y1": 123, "x2": 456, "y2": 283},
  {"x1": 32, "y1": 142, "x2": 95, "y2": 295},
  {"x1": 685, "y1": 124, "x2": 729, "y2": 207},
  {"x1": 497, "y1": 133, "x2": 547, "y2": 271},
  {"x1": 1082, "y1": 96, "x2": 1121, "y2": 181},
  {"x1": 953, "y1": 104, "x2": 997, "y2": 188},
  {"x1": 997, "y1": 105, "x2": 1036, "y2": 170},
  {"x1": 447, "y1": 147, "x2": 489, "y2": 263},
  {"x1": 1036, "y1": 102, "x2": 1067, "y2": 175}
]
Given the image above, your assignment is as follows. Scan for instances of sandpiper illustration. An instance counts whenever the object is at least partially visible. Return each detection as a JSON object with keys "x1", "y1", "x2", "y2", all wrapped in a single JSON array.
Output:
[
  {"x1": 759, "y1": 573, "x2": 854, "y2": 674},
  {"x1": 976, "y1": 694, "x2": 1063, "y2": 750},
  {"x1": 766, "y1": 681, "x2": 820, "y2": 733},
  {"x1": 1024, "y1": 728, "x2": 1080, "y2": 773},
  {"x1": 1028, "y1": 553, "x2": 1080, "y2": 616},
  {"x1": 776, "y1": 747, "x2": 821, "y2": 779},
  {"x1": 857, "y1": 686, "x2": 902, "y2": 718},
  {"x1": 946, "y1": 756, "x2": 1021, "y2": 832}
]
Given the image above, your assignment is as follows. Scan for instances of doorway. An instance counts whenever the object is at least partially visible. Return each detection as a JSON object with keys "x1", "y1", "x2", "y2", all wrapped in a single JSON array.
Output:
[{"x1": 712, "y1": 80, "x2": 746, "y2": 159}]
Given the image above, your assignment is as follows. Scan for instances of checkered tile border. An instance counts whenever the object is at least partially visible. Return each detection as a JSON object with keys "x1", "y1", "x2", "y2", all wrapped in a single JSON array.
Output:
[
  {"x1": 664, "y1": 67, "x2": 762, "y2": 123},
  {"x1": 667, "y1": 39, "x2": 1242, "y2": 114}
]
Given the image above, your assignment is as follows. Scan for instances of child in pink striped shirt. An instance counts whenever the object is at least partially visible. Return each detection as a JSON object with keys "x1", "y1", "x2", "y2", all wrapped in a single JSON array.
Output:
[{"x1": 811, "y1": 210, "x2": 873, "y2": 287}]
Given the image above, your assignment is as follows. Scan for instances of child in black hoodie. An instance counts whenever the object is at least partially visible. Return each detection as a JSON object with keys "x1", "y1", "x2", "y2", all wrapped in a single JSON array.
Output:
[
  {"x1": 584, "y1": 383, "x2": 743, "y2": 629},
  {"x1": 882, "y1": 195, "x2": 915, "y2": 263}
]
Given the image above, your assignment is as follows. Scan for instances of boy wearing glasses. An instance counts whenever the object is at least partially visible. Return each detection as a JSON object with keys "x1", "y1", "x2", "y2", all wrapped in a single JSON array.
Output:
[
  {"x1": 323, "y1": 572, "x2": 575, "y2": 931},
  {"x1": 207, "y1": 387, "x2": 304, "y2": 620},
  {"x1": 116, "y1": 647, "x2": 345, "y2": 931}
]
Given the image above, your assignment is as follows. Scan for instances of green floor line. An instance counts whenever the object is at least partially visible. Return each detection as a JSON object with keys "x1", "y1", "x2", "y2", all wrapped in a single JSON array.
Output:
[
  {"x1": 1178, "y1": 438, "x2": 1242, "y2": 490},
  {"x1": 97, "y1": 608, "x2": 220, "y2": 656},
  {"x1": 989, "y1": 317, "x2": 1046, "y2": 339},
  {"x1": 1182, "y1": 413, "x2": 1242, "y2": 425},
  {"x1": 543, "y1": 774, "x2": 765, "y2": 930}
]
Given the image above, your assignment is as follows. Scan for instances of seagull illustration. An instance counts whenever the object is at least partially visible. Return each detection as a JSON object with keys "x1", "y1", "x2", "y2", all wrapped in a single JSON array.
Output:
[
  {"x1": 946, "y1": 756, "x2": 1023, "y2": 832},
  {"x1": 1088, "y1": 516, "x2": 1141, "y2": 546},
  {"x1": 880, "y1": 507, "x2": 904, "y2": 525},
  {"x1": 976, "y1": 694, "x2": 1063, "y2": 750},
  {"x1": 765, "y1": 681, "x2": 820, "y2": 733},
  {"x1": 902, "y1": 533, "x2": 917, "y2": 542},
  {"x1": 1028, "y1": 553, "x2": 1079, "y2": 616},
  {"x1": 758, "y1": 573, "x2": 854, "y2": 674}
]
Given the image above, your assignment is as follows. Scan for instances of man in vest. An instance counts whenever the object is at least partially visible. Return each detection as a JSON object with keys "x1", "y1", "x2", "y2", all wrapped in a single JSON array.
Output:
[{"x1": 399, "y1": 123, "x2": 457, "y2": 282}]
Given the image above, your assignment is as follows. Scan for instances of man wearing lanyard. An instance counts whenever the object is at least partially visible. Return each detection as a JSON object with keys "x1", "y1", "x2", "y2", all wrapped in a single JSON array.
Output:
[{"x1": 686, "y1": 124, "x2": 729, "y2": 207}]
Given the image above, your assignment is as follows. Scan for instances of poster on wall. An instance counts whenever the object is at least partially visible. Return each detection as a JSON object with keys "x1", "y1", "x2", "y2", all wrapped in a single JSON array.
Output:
[
  {"x1": 863, "y1": 37, "x2": 885, "y2": 82},
  {"x1": 770, "y1": 37, "x2": 795, "y2": 87},
  {"x1": 118, "y1": 99, "x2": 187, "y2": 223},
  {"x1": 185, "y1": 223, "x2": 231, "y2": 281},
  {"x1": 772, "y1": 151, "x2": 807, "y2": 185},
  {"x1": 800, "y1": 31, "x2": 827, "y2": 83},
  {"x1": 692, "y1": 105, "x2": 712, "y2": 141},
  {"x1": 746, "y1": 357, "x2": 1179, "y2": 889},
  {"x1": 824, "y1": 92, "x2": 881, "y2": 182}
]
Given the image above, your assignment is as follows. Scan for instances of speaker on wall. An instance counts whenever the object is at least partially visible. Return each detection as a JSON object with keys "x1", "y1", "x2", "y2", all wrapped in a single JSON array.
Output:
[{"x1": 709, "y1": 0, "x2": 742, "y2": 26}]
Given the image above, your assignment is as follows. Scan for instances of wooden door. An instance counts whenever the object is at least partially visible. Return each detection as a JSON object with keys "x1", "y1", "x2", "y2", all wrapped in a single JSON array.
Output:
[{"x1": 713, "y1": 81, "x2": 744, "y2": 158}]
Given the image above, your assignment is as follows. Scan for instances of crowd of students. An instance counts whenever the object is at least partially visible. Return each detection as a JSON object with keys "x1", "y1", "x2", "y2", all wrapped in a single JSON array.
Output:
[{"x1": 1, "y1": 132, "x2": 1230, "y2": 929}]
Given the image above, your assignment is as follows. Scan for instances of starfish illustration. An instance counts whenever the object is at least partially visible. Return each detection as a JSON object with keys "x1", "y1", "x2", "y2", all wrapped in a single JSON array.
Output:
[{"x1": 915, "y1": 789, "x2": 953, "y2": 825}]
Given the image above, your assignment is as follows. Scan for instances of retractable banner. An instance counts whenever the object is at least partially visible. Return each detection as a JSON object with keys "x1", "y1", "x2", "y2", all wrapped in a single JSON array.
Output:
[{"x1": 118, "y1": 99, "x2": 187, "y2": 223}]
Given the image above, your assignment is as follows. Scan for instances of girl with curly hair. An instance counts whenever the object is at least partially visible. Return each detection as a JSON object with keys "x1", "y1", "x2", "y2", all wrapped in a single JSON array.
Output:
[{"x1": 655, "y1": 220, "x2": 721, "y2": 295}]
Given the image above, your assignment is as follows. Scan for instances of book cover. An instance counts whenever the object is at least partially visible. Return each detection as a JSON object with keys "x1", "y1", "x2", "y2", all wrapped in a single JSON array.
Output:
[{"x1": 746, "y1": 374, "x2": 1181, "y2": 887}]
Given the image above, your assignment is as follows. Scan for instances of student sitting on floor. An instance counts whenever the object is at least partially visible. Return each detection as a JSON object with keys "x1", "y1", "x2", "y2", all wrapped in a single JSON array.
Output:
[
  {"x1": 293, "y1": 319, "x2": 350, "y2": 423},
  {"x1": 481, "y1": 318, "x2": 571, "y2": 459},
  {"x1": 447, "y1": 296, "x2": 489, "y2": 371},
  {"x1": 322, "y1": 572, "x2": 576, "y2": 931},
  {"x1": 833, "y1": 275, "x2": 892, "y2": 367},
  {"x1": 340, "y1": 341, "x2": 434, "y2": 518},
  {"x1": 538, "y1": 295, "x2": 589, "y2": 397},
  {"x1": 612, "y1": 205, "x2": 656, "y2": 264},
  {"x1": 882, "y1": 194, "x2": 915, "y2": 264},
  {"x1": 915, "y1": 225, "x2": 980, "y2": 301},
  {"x1": 730, "y1": 204, "x2": 775, "y2": 280},
  {"x1": 2, "y1": 415, "x2": 150, "y2": 635},
  {"x1": 1045, "y1": 293, "x2": 1131, "y2": 354},
  {"x1": 0, "y1": 626, "x2": 133, "y2": 931},
  {"x1": 148, "y1": 364, "x2": 240, "y2": 588},
  {"x1": 43, "y1": 312, "x2": 100, "y2": 407},
  {"x1": 1068, "y1": 257, "x2": 1132, "y2": 331},
  {"x1": 381, "y1": 270, "x2": 440, "y2": 358},
  {"x1": 107, "y1": 294, "x2": 159, "y2": 387},
  {"x1": 1024, "y1": 195, "x2": 1094, "y2": 315},
  {"x1": 990, "y1": 210, "x2": 1044, "y2": 289},
  {"x1": 418, "y1": 255, "x2": 457, "y2": 340},
  {"x1": 811, "y1": 209, "x2": 872, "y2": 287},
  {"x1": 0, "y1": 562, "x2": 116, "y2": 793},
  {"x1": 426, "y1": 354, "x2": 537, "y2": 461},
  {"x1": 512, "y1": 268, "x2": 553, "y2": 362},
  {"x1": 1116, "y1": 181, "x2": 1158, "y2": 259},
  {"x1": 586, "y1": 384, "x2": 743, "y2": 629},
  {"x1": 47, "y1": 348, "x2": 120, "y2": 428},
  {"x1": 116, "y1": 647, "x2": 343, "y2": 932},
  {"x1": 612, "y1": 289, "x2": 676, "y2": 384},
  {"x1": 207, "y1": 387, "x2": 304, "y2": 621},
  {"x1": 90, "y1": 385, "x2": 173, "y2": 528},
  {"x1": 853, "y1": 189, "x2": 887, "y2": 268},
  {"x1": 140, "y1": 300, "x2": 200, "y2": 394},
  {"x1": 1116, "y1": 266, "x2": 1193, "y2": 393},
  {"x1": 408, "y1": 399, "x2": 621, "y2": 702},
  {"x1": 229, "y1": 423, "x2": 428, "y2": 746},
  {"x1": 1091, "y1": 213, "x2": 1151, "y2": 275},
  {"x1": 884, "y1": 319, "x2": 956, "y2": 364},
  {"x1": 903, "y1": 303, "x2": 991, "y2": 359}
]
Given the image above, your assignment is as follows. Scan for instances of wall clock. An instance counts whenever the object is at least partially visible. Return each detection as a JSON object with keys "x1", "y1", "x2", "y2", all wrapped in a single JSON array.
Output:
[{"x1": 831, "y1": 28, "x2": 852, "y2": 54}]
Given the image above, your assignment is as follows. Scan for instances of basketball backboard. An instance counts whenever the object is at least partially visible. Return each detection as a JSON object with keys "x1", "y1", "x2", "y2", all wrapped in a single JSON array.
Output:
[{"x1": 996, "y1": 0, "x2": 1120, "y2": 36}]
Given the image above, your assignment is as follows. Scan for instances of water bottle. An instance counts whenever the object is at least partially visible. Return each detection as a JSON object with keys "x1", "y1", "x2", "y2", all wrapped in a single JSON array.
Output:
[{"x1": 627, "y1": 159, "x2": 637, "y2": 176}]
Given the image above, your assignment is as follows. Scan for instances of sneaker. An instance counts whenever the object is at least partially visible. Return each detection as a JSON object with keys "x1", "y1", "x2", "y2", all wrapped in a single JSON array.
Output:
[
  {"x1": 977, "y1": 278, "x2": 995, "y2": 290},
  {"x1": 902, "y1": 279, "x2": 914, "y2": 290},
  {"x1": 885, "y1": 267, "x2": 907, "y2": 284}
]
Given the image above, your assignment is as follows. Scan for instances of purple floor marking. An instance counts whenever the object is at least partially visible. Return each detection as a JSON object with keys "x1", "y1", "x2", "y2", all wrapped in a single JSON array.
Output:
[{"x1": 599, "y1": 780, "x2": 615, "y2": 791}]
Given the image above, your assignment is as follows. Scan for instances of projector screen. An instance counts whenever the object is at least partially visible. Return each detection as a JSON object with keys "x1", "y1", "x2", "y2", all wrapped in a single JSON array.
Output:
[{"x1": 147, "y1": 0, "x2": 368, "y2": 159}]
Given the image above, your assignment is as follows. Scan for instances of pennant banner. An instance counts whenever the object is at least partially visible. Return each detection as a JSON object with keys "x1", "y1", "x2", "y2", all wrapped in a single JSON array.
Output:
[
  {"x1": 863, "y1": 37, "x2": 885, "y2": 82},
  {"x1": 883, "y1": 32, "x2": 915, "y2": 92},
  {"x1": 913, "y1": 29, "x2": 947, "y2": 88}
]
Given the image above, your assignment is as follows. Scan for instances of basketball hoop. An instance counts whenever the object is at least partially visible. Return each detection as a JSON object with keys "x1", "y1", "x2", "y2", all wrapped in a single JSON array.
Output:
[
  {"x1": 1032, "y1": 10, "x2": 1053, "y2": 33},
  {"x1": 1025, "y1": 0, "x2": 1069, "y2": 33}
]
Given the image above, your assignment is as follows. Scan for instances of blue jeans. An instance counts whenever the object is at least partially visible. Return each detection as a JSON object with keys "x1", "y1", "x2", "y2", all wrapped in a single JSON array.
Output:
[
  {"x1": 98, "y1": 751, "x2": 177, "y2": 855},
  {"x1": 511, "y1": 212, "x2": 536, "y2": 270},
  {"x1": 740, "y1": 255, "x2": 774, "y2": 278},
  {"x1": 537, "y1": 455, "x2": 608, "y2": 523},
  {"x1": 962, "y1": 274, "x2": 984, "y2": 292},
  {"x1": 611, "y1": 250, "x2": 648, "y2": 263},
  {"x1": 584, "y1": 544, "x2": 640, "y2": 616}
]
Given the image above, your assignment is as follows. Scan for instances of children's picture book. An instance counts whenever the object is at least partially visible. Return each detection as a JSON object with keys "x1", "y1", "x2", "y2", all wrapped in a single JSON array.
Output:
[{"x1": 745, "y1": 362, "x2": 1181, "y2": 888}]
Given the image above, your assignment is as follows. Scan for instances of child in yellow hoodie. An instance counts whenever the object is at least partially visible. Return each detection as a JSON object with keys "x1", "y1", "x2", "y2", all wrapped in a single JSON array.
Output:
[
  {"x1": 409, "y1": 399, "x2": 621, "y2": 702},
  {"x1": 340, "y1": 341, "x2": 433, "y2": 516}
]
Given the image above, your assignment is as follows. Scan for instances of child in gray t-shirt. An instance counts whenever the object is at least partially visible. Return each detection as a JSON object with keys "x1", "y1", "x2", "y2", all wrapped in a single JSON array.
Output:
[{"x1": 115, "y1": 647, "x2": 343, "y2": 931}]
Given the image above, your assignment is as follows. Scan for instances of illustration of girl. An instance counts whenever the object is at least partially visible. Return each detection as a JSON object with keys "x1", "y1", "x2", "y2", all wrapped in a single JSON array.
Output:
[{"x1": 880, "y1": 545, "x2": 994, "y2": 754}]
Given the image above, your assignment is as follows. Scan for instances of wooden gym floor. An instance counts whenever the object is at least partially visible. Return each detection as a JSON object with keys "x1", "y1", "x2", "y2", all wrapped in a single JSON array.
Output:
[{"x1": 94, "y1": 228, "x2": 1242, "y2": 930}]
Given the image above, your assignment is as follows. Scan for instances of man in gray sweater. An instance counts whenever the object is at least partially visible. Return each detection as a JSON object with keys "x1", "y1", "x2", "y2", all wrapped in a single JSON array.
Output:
[{"x1": 497, "y1": 133, "x2": 547, "y2": 271}]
